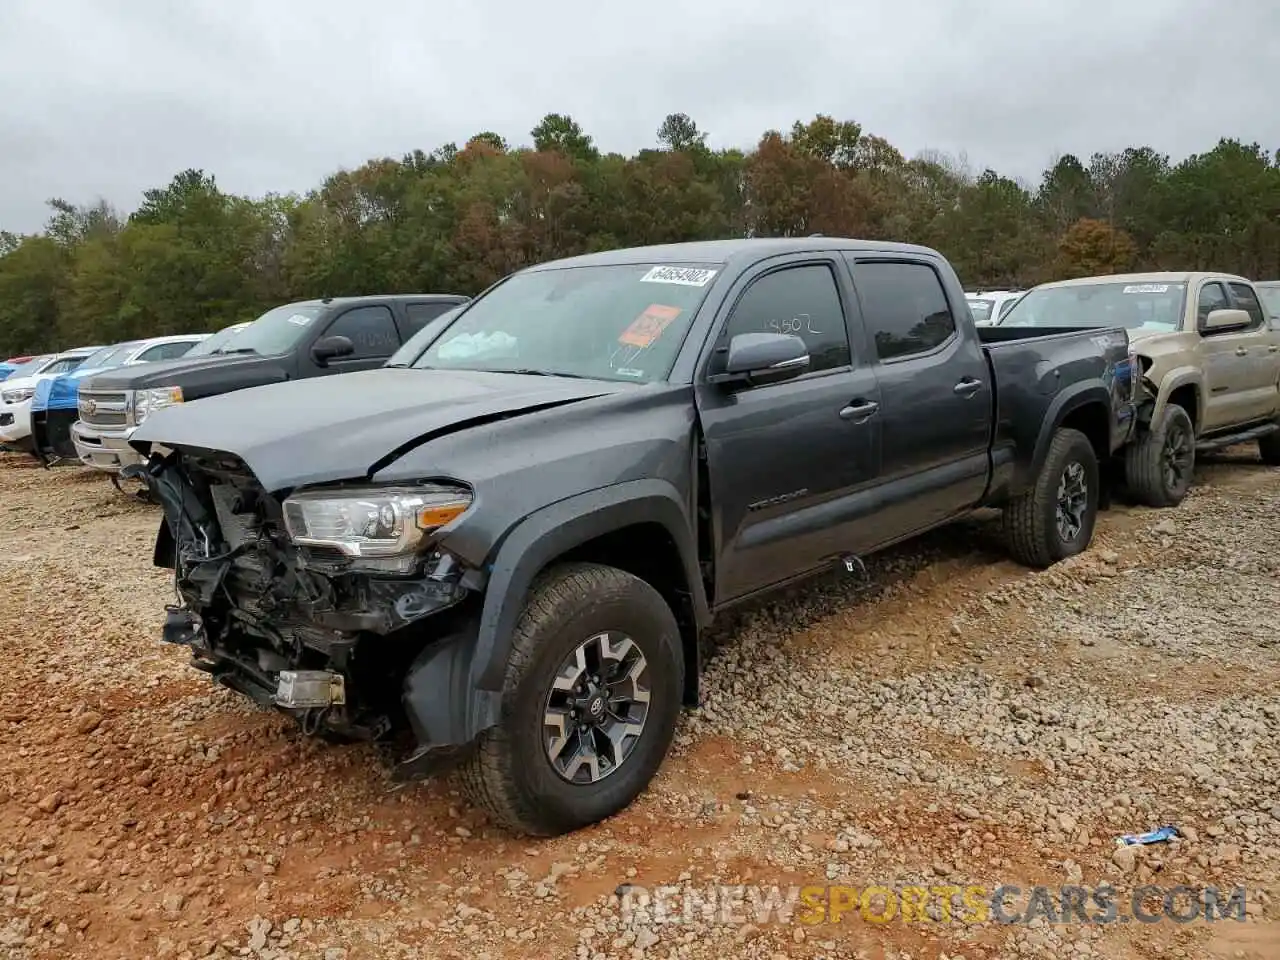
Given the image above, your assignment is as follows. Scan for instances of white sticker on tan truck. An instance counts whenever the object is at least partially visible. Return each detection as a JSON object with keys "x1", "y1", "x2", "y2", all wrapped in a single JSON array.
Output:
[{"x1": 1121, "y1": 284, "x2": 1169, "y2": 294}]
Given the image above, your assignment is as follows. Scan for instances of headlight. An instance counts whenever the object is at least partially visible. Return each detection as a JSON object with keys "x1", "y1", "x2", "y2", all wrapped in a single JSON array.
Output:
[
  {"x1": 2, "y1": 387, "x2": 34, "y2": 404},
  {"x1": 133, "y1": 386, "x2": 184, "y2": 424},
  {"x1": 282, "y1": 484, "x2": 473, "y2": 564}
]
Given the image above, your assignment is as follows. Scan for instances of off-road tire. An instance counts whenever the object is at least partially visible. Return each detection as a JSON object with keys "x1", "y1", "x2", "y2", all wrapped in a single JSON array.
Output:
[
  {"x1": 1258, "y1": 423, "x2": 1280, "y2": 465},
  {"x1": 1125, "y1": 403, "x2": 1195, "y2": 507},
  {"x1": 459, "y1": 562, "x2": 684, "y2": 836},
  {"x1": 1004, "y1": 427, "x2": 1100, "y2": 569}
]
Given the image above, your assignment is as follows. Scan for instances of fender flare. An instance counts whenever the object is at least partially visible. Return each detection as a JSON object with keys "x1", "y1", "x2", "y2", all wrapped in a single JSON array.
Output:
[
  {"x1": 1149, "y1": 368, "x2": 1203, "y2": 433},
  {"x1": 1026, "y1": 382, "x2": 1113, "y2": 484},
  {"x1": 471, "y1": 478, "x2": 710, "y2": 692}
]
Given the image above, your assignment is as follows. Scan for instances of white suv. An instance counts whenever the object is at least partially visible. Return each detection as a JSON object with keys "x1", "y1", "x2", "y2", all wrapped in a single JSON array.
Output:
[{"x1": 0, "y1": 347, "x2": 102, "y2": 453}]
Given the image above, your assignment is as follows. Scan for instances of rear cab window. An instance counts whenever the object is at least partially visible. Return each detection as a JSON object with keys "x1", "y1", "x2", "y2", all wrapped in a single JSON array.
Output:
[{"x1": 850, "y1": 261, "x2": 957, "y2": 361}]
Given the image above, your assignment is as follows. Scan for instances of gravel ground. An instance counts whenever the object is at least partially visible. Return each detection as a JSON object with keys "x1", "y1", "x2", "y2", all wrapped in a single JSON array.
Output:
[{"x1": 1, "y1": 450, "x2": 1278, "y2": 960}]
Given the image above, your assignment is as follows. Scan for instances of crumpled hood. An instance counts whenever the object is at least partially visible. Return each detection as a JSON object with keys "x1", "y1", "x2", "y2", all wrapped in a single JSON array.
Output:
[{"x1": 130, "y1": 367, "x2": 625, "y2": 491}]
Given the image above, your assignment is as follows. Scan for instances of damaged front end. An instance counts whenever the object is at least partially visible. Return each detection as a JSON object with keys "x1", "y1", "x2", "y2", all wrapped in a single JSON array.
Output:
[{"x1": 125, "y1": 447, "x2": 482, "y2": 769}]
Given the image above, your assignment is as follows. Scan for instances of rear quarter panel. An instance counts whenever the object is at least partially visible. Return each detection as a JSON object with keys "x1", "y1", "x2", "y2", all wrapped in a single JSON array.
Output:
[{"x1": 983, "y1": 327, "x2": 1132, "y2": 497}]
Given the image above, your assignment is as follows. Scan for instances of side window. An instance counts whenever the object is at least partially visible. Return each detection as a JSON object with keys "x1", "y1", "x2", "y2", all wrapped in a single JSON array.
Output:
[
  {"x1": 1197, "y1": 281, "x2": 1229, "y2": 328},
  {"x1": 47, "y1": 358, "x2": 78, "y2": 374},
  {"x1": 405, "y1": 302, "x2": 456, "y2": 334},
  {"x1": 136, "y1": 343, "x2": 179, "y2": 362},
  {"x1": 163, "y1": 341, "x2": 196, "y2": 359},
  {"x1": 998, "y1": 297, "x2": 1019, "y2": 318},
  {"x1": 324, "y1": 306, "x2": 400, "y2": 359},
  {"x1": 852, "y1": 261, "x2": 957, "y2": 361},
  {"x1": 719, "y1": 264, "x2": 850, "y2": 375},
  {"x1": 1227, "y1": 282, "x2": 1266, "y2": 329}
]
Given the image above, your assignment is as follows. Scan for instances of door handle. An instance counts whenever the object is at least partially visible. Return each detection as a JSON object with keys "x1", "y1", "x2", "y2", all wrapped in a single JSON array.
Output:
[
  {"x1": 1235, "y1": 347, "x2": 1248, "y2": 356},
  {"x1": 1269, "y1": 346, "x2": 1278, "y2": 353},
  {"x1": 954, "y1": 377, "x2": 983, "y2": 397},
  {"x1": 839, "y1": 399, "x2": 879, "y2": 422}
]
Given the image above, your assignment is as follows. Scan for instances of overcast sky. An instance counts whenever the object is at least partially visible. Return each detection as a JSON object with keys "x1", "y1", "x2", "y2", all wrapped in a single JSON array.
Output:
[{"x1": 2, "y1": 0, "x2": 1277, "y2": 234}]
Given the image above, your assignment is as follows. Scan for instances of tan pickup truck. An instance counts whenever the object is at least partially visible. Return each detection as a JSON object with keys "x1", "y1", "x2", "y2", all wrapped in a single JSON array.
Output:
[{"x1": 996, "y1": 272, "x2": 1280, "y2": 505}]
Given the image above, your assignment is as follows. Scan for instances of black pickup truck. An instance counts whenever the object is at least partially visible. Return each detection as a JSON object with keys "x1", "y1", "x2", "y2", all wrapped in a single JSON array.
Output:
[
  {"x1": 71, "y1": 293, "x2": 468, "y2": 475},
  {"x1": 125, "y1": 239, "x2": 1139, "y2": 836}
]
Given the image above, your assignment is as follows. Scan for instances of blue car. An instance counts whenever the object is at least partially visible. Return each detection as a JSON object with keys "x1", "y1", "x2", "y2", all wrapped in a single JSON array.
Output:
[{"x1": 31, "y1": 334, "x2": 210, "y2": 465}]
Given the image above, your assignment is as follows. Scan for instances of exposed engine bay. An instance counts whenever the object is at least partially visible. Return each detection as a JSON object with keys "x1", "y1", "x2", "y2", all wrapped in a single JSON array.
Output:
[{"x1": 126, "y1": 447, "x2": 475, "y2": 753}]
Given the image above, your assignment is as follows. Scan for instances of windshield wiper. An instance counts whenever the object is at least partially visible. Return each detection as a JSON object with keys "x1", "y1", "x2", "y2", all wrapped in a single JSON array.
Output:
[
  {"x1": 213, "y1": 347, "x2": 260, "y2": 356},
  {"x1": 495, "y1": 368, "x2": 597, "y2": 380}
]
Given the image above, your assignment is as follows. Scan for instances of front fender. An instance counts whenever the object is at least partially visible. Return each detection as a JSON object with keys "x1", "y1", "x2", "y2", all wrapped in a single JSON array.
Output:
[
  {"x1": 471, "y1": 478, "x2": 708, "y2": 692},
  {"x1": 1150, "y1": 367, "x2": 1203, "y2": 433}
]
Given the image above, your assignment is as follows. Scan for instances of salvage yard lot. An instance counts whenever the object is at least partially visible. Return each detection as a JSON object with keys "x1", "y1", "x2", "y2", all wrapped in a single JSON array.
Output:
[{"x1": 1, "y1": 451, "x2": 1278, "y2": 960}]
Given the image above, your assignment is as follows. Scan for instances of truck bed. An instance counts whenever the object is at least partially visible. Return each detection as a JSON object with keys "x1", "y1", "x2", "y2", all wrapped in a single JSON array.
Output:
[
  {"x1": 977, "y1": 324, "x2": 1127, "y2": 344},
  {"x1": 977, "y1": 322, "x2": 1135, "y2": 504}
]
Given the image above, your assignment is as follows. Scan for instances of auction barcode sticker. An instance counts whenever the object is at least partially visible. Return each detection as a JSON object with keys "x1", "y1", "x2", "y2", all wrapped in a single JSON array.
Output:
[
  {"x1": 1122, "y1": 284, "x2": 1169, "y2": 294},
  {"x1": 640, "y1": 266, "x2": 718, "y2": 287}
]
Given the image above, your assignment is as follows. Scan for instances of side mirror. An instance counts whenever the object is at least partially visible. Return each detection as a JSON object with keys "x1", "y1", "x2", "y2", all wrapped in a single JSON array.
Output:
[
  {"x1": 312, "y1": 335, "x2": 355, "y2": 366},
  {"x1": 1202, "y1": 308, "x2": 1252, "y2": 333},
  {"x1": 712, "y1": 332, "x2": 810, "y2": 387}
]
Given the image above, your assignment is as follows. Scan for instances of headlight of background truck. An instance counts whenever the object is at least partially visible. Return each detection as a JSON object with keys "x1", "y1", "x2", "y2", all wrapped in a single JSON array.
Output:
[
  {"x1": 282, "y1": 484, "x2": 473, "y2": 572},
  {"x1": 2, "y1": 387, "x2": 35, "y2": 404},
  {"x1": 132, "y1": 386, "x2": 184, "y2": 425}
]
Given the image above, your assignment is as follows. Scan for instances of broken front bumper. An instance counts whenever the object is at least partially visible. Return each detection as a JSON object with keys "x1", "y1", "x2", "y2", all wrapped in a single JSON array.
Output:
[{"x1": 137, "y1": 449, "x2": 499, "y2": 775}]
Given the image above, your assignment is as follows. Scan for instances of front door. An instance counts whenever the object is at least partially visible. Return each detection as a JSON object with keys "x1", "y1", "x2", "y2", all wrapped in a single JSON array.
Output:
[
  {"x1": 309, "y1": 304, "x2": 403, "y2": 375},
  {"x1": 1195, "y1": 280, "x2": 1261, "y2": 431},
  {"x1": 695, "y1": 258, "x2": 882, "y2": 603}
]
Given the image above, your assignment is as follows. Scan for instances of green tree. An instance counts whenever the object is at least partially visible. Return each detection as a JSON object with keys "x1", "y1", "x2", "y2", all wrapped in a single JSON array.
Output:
[{"x1": 530, "y1": 113, "x2": 598, "y2": 163}]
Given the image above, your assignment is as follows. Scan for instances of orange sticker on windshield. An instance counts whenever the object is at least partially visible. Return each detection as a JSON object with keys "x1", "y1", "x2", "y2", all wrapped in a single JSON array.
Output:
[{"x1": 619, "y1": 304, "x2": 682, "y2": 348}]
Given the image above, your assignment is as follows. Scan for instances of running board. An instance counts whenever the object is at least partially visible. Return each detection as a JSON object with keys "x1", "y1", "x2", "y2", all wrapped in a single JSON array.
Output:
[{"x1": 1195, "y1": 422, "x2": 1279, "y2": 453}]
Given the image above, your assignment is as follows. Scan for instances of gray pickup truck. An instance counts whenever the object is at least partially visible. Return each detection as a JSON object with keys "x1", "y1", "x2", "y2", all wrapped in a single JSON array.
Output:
[{"x1": 125, "y1": 238, "x2": 1139, "y2": 836}]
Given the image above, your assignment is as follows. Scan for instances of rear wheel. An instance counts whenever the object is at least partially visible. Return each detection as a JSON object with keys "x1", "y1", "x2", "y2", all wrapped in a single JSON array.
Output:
[
  {"x1": 459, "y1": 562, "x2": 684, "y2": 836},
  {"x1": 1004, "y1": 427, "x2": 1100, "y2": 569},
  {"x1": 1125, "y1": 403, "x2": 1195, "y2": 507}
]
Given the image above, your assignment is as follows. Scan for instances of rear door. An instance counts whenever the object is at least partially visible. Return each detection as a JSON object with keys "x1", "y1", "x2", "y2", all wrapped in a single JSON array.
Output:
[
  {"x1": 402, "y1": 300, "x2": 463, "y2": 339},
  {"x1": 695, "y1": 255, "x2": 882, "y2": 602},
  {"x1": 843, "y1": 256, "x2": 992, "y2": 540},
  {"x1": 1224, "y1": 281, "x2": 1280, "y2": 420}
]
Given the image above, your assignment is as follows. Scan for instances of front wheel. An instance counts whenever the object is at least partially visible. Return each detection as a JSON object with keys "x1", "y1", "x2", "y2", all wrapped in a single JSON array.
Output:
[
  {"x1": 459, "y1": 562, "x2": 684, "y2": 836},
  {"x1": 1003, "y1": 427, "x2": 1100, "y2": 569},
  {"x1": 1124, "y1": 403, "x2": 1195, "y2": 507}
]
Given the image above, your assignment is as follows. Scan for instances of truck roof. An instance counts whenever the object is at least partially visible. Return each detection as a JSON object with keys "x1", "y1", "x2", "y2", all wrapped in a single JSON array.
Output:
[
  {"x1": 287, "y1": 294, "x2": 469, "y2": 308},
  {"x1": 1035, "y1": 271, "x2": 1251, "y2": 290},
  {"x1": 524, "y1": 237, "x2": 943, "y2": 272}
]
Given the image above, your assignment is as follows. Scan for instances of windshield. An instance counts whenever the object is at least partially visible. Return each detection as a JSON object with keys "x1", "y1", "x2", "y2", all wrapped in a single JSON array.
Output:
[
  {"x1": 1000, "y1": 281, "x2": 1186, "y2": 332},
  {"x1": 209, "y1": 305, "x2": 325, "y2": 356},
  {"x1": 187, "y1": 323, "x2": 249, "y2": 357},
  {"x1": 413, "y1": 263, "x2": 719, "y2": 381},
  {"x1": 81, "y1": 341, "x2": 141, "y2": 370},
  {"x1": 967, "y1": 298, "x2": 995, "y2": 323},
  {"x1": 387, "y1": 307, "x2": 464, "y2": 367},
  {"x1": 7, "y1": 356, "x2": 54, "y2": 379},
  {"x1": 1257, "y1": 285, "x2": 1280, "y2": 318}
]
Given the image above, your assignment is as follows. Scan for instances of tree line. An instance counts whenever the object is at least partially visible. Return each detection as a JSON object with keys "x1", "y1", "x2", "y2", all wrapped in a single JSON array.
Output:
[{"x1": 2, "y1": 112, "x2": 1278, "y2": 356}]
